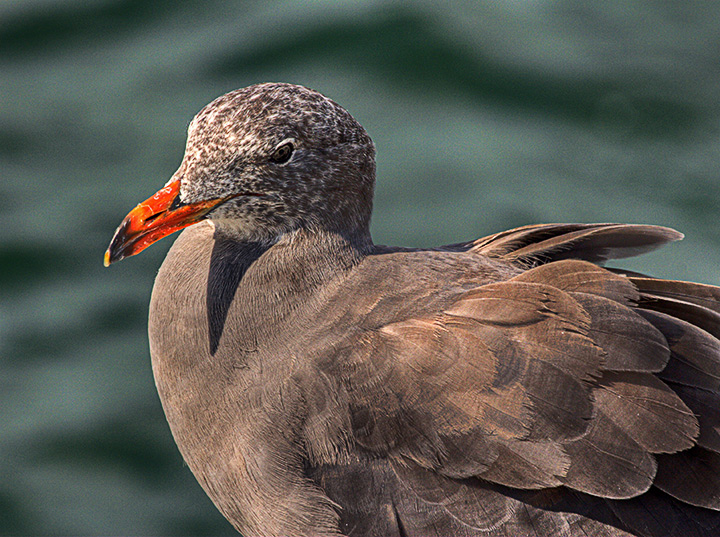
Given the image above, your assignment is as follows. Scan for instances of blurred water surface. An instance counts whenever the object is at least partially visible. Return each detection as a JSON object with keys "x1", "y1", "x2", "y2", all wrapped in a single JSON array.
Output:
[{"x1": 1, "y1": 1, "x2": 719, "y2": 534}]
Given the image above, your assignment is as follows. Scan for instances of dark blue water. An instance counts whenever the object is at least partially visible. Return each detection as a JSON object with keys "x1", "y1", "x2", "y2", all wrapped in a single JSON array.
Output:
[{"x1": 2, "y1": 1, "x2": 719, "y2": 534}]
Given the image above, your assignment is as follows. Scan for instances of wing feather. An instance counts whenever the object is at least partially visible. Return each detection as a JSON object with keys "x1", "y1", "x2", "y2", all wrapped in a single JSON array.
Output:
[{"x1": 306, "y1": 223, "x2": 720, "y2": 536}]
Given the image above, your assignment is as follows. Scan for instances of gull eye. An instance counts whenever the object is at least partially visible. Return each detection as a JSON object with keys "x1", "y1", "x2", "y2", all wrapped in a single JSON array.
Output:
[{"x1": 270, "y1": 142, "x2": 294, "y2": 164}]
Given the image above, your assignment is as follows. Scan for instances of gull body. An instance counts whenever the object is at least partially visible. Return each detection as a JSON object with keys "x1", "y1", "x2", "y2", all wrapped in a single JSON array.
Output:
[{"x1": 106, "y1": 83, "x2": 720, "y2": 536}]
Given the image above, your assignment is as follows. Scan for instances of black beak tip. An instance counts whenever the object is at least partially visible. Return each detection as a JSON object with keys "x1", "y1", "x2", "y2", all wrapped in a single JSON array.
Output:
[{"x1": 104, "y1": 219, "x2": 132, "y2": 267}]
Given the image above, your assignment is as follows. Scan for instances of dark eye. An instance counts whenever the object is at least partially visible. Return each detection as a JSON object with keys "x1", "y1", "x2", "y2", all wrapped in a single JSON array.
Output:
[{"x1": 270, "y1": 142, "x2": 294, "y2": 164}]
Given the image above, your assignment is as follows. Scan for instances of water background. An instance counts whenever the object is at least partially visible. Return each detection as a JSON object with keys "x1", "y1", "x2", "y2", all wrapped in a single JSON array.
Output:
[{"x1": 2, "y1": 1, "x2": 719, "y2": 534}]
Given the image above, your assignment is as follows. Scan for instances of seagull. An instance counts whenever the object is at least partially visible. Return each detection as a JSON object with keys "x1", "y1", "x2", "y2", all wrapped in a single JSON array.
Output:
[{"x1": 105, "y1": 83, "x2": 720, "y2": 536}]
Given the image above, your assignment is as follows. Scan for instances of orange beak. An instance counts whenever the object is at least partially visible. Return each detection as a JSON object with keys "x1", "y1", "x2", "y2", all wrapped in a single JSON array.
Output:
[{"x1": 104, "y1": 180, "x2": 233, "y2": 266}]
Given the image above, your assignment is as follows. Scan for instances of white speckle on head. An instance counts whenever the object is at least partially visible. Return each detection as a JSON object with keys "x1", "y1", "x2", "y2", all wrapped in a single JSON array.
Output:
[{"x1": 171, "y1": 83, "x2": 376, "y2": 244}]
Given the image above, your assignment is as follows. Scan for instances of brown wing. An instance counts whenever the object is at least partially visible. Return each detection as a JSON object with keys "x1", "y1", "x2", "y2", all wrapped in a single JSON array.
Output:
[
  {"x1": 311, "y1": 224, "x2": 720, "y2": 536},
  {"x1": 468, "y1": 222, "x2": 683, "y2": 266}
]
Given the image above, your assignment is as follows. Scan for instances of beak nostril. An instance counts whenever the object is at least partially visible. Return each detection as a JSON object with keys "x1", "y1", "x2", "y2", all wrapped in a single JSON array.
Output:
[{"x1": 145, "y1": 212, "x2": 163, "y2": 225}]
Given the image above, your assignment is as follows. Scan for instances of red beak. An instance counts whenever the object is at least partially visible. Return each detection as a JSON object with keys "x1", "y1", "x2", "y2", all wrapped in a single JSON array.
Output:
[{"x1": 104, "y1": 180, "x2": 232, "y2": 266}]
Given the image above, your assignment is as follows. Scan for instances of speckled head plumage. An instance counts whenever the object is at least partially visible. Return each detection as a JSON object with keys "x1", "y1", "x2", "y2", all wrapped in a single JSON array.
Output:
[{"x1": 175, "y1": 83, "x2": 376, "y2": 242}]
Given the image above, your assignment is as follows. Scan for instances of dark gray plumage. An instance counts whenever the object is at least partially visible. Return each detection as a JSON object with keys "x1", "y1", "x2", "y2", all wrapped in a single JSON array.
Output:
[{"x1": 107, "y1": 83, "x2": 720, "y2": 536}]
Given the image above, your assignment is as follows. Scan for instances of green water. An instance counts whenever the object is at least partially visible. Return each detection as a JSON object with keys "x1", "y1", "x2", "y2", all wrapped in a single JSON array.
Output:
[{"x1": 2, "y1": 1, "x2": 719, "y2": 534}]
